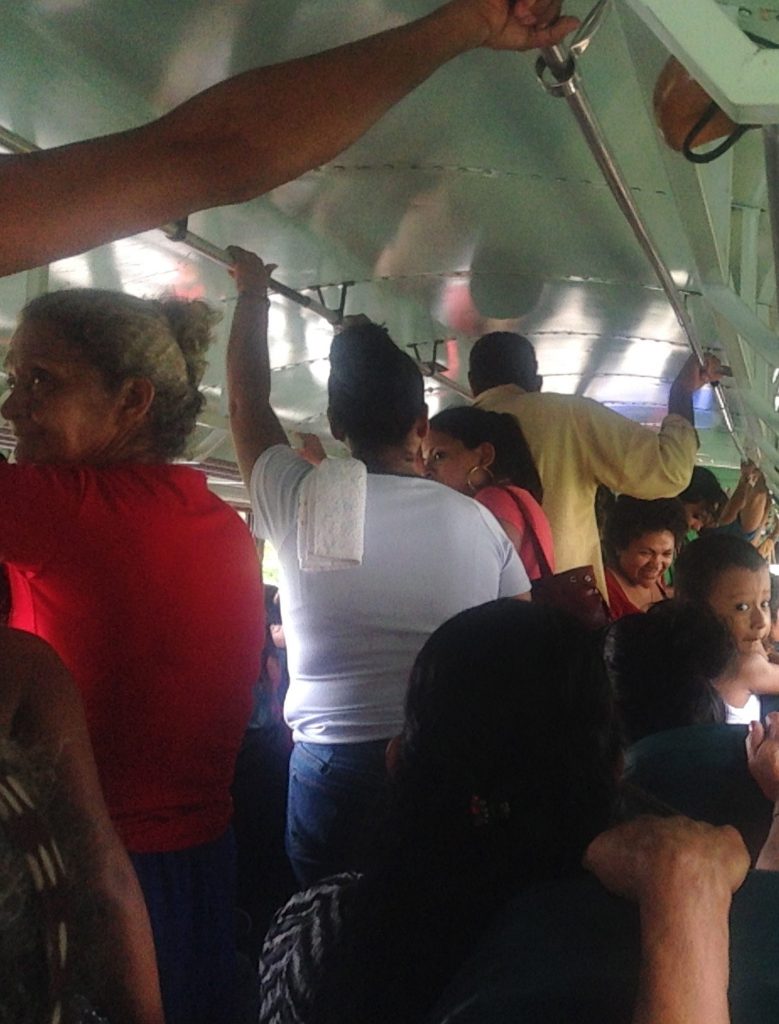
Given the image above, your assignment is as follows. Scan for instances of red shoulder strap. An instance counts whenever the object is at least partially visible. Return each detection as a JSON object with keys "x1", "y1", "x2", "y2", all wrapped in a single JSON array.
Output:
[{"x1": 503, "y1": 488, "x2": 554, "y2": 579}]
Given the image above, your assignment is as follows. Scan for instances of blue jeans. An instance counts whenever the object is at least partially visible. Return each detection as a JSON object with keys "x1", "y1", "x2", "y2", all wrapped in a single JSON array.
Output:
[{"x1": 286, "y1": 739, "x2": 390, "y2": 887}]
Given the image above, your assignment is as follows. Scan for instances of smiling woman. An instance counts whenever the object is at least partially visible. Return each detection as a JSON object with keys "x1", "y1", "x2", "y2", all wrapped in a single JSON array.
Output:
[
  {"x1": 603, "y1": 495, "x2": 688, "y2": 620},
  {"x1": 0, "y1": 288, "x2": 265, "y2": 1024}
]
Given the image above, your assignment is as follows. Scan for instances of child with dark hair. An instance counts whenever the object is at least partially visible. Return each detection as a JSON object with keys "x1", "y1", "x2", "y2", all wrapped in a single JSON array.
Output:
[
  {"x1": 674, "y1": 533, "x2": 779, "y2": 721},
  {"x1": 605, "y1": 601, "x2": 731, "y2": 743},
  {"x1": 604, "y1": 601, "x2": 774, "y2": 862}
]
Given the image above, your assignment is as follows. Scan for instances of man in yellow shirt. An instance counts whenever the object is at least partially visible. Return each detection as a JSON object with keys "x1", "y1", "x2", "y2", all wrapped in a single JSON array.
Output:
[{"x1": 469, "y1": 331, "x2": 722, "y2": 599}]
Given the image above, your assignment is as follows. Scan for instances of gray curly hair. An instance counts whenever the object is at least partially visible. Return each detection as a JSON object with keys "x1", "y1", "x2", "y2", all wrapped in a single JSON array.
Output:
[{"x1": 19, "y1": 288, "x2": 221, "y2": 459}]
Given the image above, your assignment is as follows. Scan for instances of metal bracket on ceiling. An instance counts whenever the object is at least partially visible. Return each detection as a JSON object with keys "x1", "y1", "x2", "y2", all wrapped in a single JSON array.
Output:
[
  {"x1": 160, "y1": 217, "x2": 343, "y2": 325},
  {"x1": 405, "y1": 339, "x2": 471, "y2": 398},
  {"x1": 535, "y1": 51, "x2": 579, "y2": 98},
  {"x1": 316, "y1": 282, "x2": 352, "y2": 325},
  {"x1": 407, "y1": 339, "x2": 448, "y2": 377}
]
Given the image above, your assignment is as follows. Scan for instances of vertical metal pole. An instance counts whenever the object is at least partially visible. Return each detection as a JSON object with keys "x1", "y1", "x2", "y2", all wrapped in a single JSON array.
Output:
[
  {"x1": 762, "y1": 124, "x2": 779, "y2": 318},
  {"x1": 538, "y1": 44, "x2": 744, "y2": 453}
]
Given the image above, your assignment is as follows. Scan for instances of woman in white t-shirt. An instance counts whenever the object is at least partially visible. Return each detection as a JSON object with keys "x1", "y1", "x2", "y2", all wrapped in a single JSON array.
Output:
[{"x1": 225, "y1": 248, "x2": 530, "y2": 886}]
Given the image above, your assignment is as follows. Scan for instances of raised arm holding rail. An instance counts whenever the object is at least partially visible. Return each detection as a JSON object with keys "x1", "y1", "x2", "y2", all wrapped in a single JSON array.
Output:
[{"x1": 0, "y1": 0, "x2": 576, "y2": 278}]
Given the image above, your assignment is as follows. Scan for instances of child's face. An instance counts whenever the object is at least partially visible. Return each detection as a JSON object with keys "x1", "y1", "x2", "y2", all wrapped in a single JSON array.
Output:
[{"x1": 707, "y1": 565, "x2": 771, "y2": 656}]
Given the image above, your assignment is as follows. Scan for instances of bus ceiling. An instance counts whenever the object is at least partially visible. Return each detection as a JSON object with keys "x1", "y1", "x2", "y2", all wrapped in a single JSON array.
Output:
[{"x1": 1, "y1": 0, "x2": 778, "y2": 491}]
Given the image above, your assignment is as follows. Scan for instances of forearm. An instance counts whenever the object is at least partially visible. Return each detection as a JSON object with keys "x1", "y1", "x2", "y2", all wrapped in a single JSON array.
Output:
[
  {"x1": 226, "y1": 291, "x2": 287, "y2": 484},
  {"x1": 739, "y1": 488, "x2": 768, "y2": 534},
  {"x1": 161, "y1": 1, "x2": 490, "y2": 200},
  {"x1": 667, "y1": 380, "x2": 695, "y2": 426},
  {"x1": 87, "y1": 843, "x2": 165, "y2": 1024},
  {"x1": 11, "y1": 634, "x2": 164, "y2": 1023},
  {"x1": 0, "y1": 2, "x2": 487, "y2": 276},
  {"x1": 635, "y1": 892, "x2": 732, "y2": 1024},
  {"x1": 718, "y1": 480, "x2": 748, "y2": 526}
]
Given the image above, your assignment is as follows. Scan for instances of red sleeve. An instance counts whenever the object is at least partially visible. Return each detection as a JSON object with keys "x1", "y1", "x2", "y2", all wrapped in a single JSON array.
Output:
[
  {"x1": 0, "y1": 464, "x2": 84, "y2": 570},
  {"x1": 604, "y1": 568, "x2": 641, "y2": 621}
]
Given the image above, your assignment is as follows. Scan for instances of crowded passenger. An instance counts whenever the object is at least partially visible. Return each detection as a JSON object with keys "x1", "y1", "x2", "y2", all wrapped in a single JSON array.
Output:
[
  {"x1": 468, "y1": 330, "x2": 723, "y2": 598},
  {"x1": 0, "y1": 0, "x2": 577, "y2": 278},
  {"x1": 712, "y1": 460, "x2": 771, "y2": 542},
  {"x1": 675, "y1": 533, "x2": 779, "y2": 722},
  {"x1": 0, "y1": 628, "x2": 162, "y2": 1024},
  {"x1": 425, "y1": 405, "x2": 554, "y2": 579},
  {"x1": 0, "y1": 289, "x2": 264, "y2": 1024},
  {"x1": 225, "y1": 248, "x2": 528, "y2": 887},
  {"x1": 678, "y1": 465, "x2": 727, "y2": 534},
  {"x1": 602, "y1": 495, "x2": 687, "y2": 619},
  {"x1": 6, "y1": 1, "x2": 771, "y2": 1018},
  {"x1": 605, "y1": 602, "x2": 774, "y2": 861},
  {"x1": 259, "y1": 600, "x2": 755, "y2": 1024}
]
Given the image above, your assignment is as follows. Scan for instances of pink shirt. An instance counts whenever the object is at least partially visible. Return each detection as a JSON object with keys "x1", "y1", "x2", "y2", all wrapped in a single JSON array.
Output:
[{"x1": 474, "y1": 485, "x2": 555, "y2": 582}]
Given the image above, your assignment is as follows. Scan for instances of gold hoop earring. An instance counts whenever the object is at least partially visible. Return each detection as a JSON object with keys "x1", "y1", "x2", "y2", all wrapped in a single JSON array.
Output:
[{"x1": 466, "y1": 464, "x2": 494, "y2": 494}]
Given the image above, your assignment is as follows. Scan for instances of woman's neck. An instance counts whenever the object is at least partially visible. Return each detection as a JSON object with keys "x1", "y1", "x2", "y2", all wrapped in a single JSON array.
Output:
[
  {"x1": 612, "y1": 568, "x2": 661, "y2": 611},
  {"x1": 351, "y1": 442, "x2": 423, "y2": 477}
]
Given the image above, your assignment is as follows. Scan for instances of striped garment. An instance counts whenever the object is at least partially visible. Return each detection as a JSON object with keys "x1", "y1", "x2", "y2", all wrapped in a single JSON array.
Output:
[{"x1": 259, "y1": 873, "x2": 360, "y2": 1024}]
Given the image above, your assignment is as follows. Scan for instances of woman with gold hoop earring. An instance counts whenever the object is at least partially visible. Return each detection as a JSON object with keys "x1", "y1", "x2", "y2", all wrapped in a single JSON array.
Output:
[{"x1": 425, "y1": 406, "x2": 554, "y2": 581}]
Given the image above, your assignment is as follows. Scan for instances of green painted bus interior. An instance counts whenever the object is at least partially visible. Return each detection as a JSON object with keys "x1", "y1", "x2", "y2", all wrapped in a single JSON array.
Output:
[{"x1": 3, "y1": 0, "x2": 779, "y2": 501}]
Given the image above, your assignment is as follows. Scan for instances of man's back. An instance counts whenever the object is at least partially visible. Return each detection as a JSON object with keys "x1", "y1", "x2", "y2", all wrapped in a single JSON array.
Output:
[{"x1": 473, "y1": 385, "x2": 697, "y2": 597}]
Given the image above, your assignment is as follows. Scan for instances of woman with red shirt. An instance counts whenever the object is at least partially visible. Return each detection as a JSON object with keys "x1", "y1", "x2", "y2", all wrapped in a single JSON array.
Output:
[{"x1": 1, "y1": 288, "x2": 263, "y2": 1024}]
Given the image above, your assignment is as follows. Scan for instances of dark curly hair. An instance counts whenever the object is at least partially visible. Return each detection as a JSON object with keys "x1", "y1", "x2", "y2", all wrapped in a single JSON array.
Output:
[
  {"x1": 468, "y1": 331, "x2": 540, "y2": 394},
  {"x1": 603, "y1": 495, "x2": 688, "y2": 568},
  {"x1": 604, "y1": 600, "x2": 731, "y2": 745}
]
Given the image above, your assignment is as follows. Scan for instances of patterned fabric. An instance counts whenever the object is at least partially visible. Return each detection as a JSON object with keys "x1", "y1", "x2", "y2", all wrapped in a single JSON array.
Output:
[
  {"x1": 259, "y1": 873, "x2": 360, "y2": 1024},
  {"x1": 0, "y1": 771, "x2": 69, "y2": 1024},
  {"x1": 76, "y1": 1003, "x2": 110, "y2": 1024}
]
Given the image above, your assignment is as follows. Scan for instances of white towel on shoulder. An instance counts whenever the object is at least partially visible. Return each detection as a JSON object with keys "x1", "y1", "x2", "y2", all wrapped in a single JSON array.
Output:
[{"x1": 297, "y1": 457, "x2": 367, "y2": 571}]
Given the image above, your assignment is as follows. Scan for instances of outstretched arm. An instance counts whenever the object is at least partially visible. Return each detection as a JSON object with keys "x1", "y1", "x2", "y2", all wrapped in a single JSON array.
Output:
[
  {"x1": 226, "y1": 247, "x2": 288, "y2": 485},
  {"x1": 0, "y1": 628, "x2": 163, "y2": 1024},
  {"x1": 0, "y1": 0, "x2": 577, "y2": 277},
  {"x1": 585, "y1": 816, "x2": 749, "y2": 1024}
]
